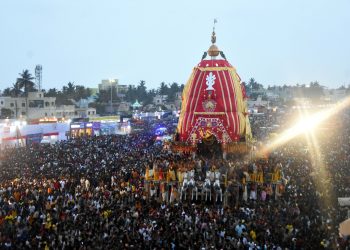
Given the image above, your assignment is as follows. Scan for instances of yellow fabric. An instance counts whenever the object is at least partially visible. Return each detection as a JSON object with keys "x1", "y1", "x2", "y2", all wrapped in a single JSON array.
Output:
[
  {"x1": 257, "y1": 172, "x2": 264, "y2": 184},
  {"x1": 166, "y1": 171, "x2": 171, "y2": 182},
  {"x1": 145, "y1": 167, "x2": 150, "y2": 181},
  {"x1": 286, "y1": 224, "x2": 293, "y2": 233},
  {"x1": 153, "y1": 169, "x2": 158, "y2": 181},
  {"x1": 250, "y1": 173, "x2": 257, "y2": 182},
  {"x1": 250, "y1": 230, "x2": 257, "y2": 241},
  {"x1": 229, "y1": 69, "x2": 247, "y2": 136},
  {"x1": 271, "y1": 170, "x2": 281, "y2": 182},
  {"x1": 177, "y1": 68, "x2": 198, "y2": 133},
  {"x1": 177, "y1": 171, "x2": 184, "y2": 183},
  {"x1": 169, "y1": 170, "x2": 176, "y2": 181}
]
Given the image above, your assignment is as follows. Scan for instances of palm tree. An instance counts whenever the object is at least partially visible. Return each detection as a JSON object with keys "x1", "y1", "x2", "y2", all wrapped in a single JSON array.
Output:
[
  {"x1": 158, "y1": 82, "x2": 169, "y2": 95},
  {"x1": 67, "y1": 82, "x2": 75, "y2": 95},
  {"x1": 16, "y1": 70, "x2": 35, "y2": 119},
  {"x1": 46, "y1": 88, "x2": 59, "y2": 97},
  {"x1": 10, "y1": 82, "x2": 22, "y2": 97},
  {"x1": 2, "y1": 87, "x2": 12, "y2": 97},
  {"x1": 17, "y1": 70, "x2": 36, "y2": 96}
]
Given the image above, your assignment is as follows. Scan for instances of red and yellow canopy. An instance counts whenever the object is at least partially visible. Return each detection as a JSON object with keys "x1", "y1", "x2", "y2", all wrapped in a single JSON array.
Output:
[{"x1": 177, "y1": 58, "x2": 252, "y2": 144}]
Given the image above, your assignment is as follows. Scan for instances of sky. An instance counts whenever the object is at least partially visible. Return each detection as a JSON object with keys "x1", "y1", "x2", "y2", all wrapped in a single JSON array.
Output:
[{"x1": 1, "y1": 0, "x2": 350, "y2": 91}]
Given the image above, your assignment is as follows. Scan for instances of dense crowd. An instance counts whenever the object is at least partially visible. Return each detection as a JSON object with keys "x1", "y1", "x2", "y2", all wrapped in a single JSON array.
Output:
[{"x1": 0, "y1": 109, "x2": 350, "y2": 249}]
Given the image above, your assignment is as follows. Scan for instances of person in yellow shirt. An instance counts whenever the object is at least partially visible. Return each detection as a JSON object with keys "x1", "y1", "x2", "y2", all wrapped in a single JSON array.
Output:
[
  {"x1": 286, "y1": 223, "x2": 293, "y2": 233},
  {"x1": 250, "y1": 229, "x2": 257, "y2": 241}
]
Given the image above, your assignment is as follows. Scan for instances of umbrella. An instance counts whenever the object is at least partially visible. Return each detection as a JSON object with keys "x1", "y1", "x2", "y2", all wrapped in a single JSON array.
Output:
[{"x1": 339, "y1": 218, "x2": 350, "y2": 237}]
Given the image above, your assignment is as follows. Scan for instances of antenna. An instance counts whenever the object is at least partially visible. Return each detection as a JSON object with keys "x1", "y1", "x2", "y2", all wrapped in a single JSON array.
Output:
[
  {"x1": 211, "y1": 19, "x2": 217, "y2": 44},
  {"x1": 35, "y1": 65, "x2": 42, "y2": 91}
]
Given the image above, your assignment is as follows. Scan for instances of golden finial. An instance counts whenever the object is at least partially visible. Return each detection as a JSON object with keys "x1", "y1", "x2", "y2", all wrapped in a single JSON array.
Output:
[{"x1": 208, "y1": 19, "x2": 219, "y2": 57}]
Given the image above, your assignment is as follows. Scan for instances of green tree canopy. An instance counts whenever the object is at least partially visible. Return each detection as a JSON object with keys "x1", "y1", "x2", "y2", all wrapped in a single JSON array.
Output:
[{"x1": 16, "y1": 69, "x2": 36, "y2": 96}]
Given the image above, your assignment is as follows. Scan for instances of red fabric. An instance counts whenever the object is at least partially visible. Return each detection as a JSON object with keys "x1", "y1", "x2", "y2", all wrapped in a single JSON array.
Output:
[
  {"x1": 43, "y1": 132, "x2": 59, "y2": 136},
  {"x1": 179, "y1": 59, "x2": 246, "y2": 143}
]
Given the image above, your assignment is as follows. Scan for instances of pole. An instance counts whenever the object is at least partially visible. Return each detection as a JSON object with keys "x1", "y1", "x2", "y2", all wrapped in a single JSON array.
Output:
[{"x1": 110, "y1": 83, "x2": 113, "y2": 114}]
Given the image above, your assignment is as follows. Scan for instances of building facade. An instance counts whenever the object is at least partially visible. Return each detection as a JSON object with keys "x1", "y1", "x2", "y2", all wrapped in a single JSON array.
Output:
[
  {"x1": 98, "y1": 79, "x2": 130, "y2": 94},
  {"x1": 0, "y1": 91, "x2": 56, "y2": 119},
  {"x1": 0, "y1": 92, "x2": 97, "y2": 120},
  {"x1": 153, "y1": 95, "x2": 168, "y2": 105}
]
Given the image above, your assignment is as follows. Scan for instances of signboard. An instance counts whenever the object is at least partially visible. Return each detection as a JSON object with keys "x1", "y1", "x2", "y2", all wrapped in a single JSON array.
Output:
[
  {"x1": 26, "y1": 133, "x2": 43, "y2": 145},
  {"x1": 71, "y1": 124, "x2": 81, "y2": 129}
]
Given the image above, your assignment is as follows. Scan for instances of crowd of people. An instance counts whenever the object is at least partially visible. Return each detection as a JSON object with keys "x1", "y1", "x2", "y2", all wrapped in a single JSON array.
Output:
[{"x1": 0, "y1": 109, "x2": 350, "y2": 249}]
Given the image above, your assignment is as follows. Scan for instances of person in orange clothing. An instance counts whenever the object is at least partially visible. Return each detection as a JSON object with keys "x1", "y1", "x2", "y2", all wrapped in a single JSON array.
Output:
[
  {"x1": 153, "y1": 167, "x2": 159, "y2": 181},
  {"x1": 13, "y1": 190, "x2": 21, "y2": 202}
]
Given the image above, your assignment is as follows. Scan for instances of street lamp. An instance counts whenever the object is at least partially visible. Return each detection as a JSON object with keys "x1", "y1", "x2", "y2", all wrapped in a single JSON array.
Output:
[{"x1": 109, "y1": 79, "x2": 113, "y2": 114}]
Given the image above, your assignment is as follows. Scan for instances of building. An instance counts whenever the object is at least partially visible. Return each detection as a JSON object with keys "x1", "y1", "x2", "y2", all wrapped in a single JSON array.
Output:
[
  {"x1": 0, "y1": 91, "x2": 97, "y2": 121},
  {"x1": 116, "y1": 84, "x2": 129, "y2": 94},
  {"x1": 323, "y1": 89, "x2": 347, "y2": 102},
  {"x1": 75, "y1": 107, "x2": 97, "y2": 118},
  {"x1": 98, "y1": 79, "x2": 119, "y2": 91},
  {"x1": 98, "y1": 79, "x2": 130, "y2": 94},
  {"x1": 55, "y1": 105, "x2": 96, "y2": 119},
  {"x1": 0, "y1": 91, "x2": 56, "y2": 119},
  {"x1": 55, "y1": 105, "x2": 76, "y2": 119},
  {"x1": 153, "y1": 95, "x2": 168, "y2": 105},
  {"x1": 248, "y1": 96, "x2": 269, "y2": 109}
]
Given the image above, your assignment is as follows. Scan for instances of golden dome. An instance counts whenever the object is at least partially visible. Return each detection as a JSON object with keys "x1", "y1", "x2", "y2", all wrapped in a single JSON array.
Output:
[{"x1": 208, "y1": 44, "x2": 220, "y2": 57}]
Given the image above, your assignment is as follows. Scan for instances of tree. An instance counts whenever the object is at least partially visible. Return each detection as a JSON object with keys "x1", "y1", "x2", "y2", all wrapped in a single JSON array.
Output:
[
  {"x1": 67, "y1": 82, "x2": 75, "y2": 94},
  {"x1": 143, "y1": 89, "x2": 157, "y2": 105},
  {"x1": 158, "y1": 82, "x2": 169, "y2": 96},
  {"x1": 15, "y1": 70, "x2": 35, "y2": 119},
  {"x1": 11, "y1": 83, "x2": 23, "y2": 97},
  {"x1": 125, "y1": 85, "x2": 138, "y2": 102},
  {"x1": 55, "y1": 91, "x2": 74, "y2": 106},
  {"x1": 74, "y1": 85, "x2": 91, "y2": 101},
  {"x1": 2, "y1": 87, "x2": 12, "y2": 97},
  {"x1": 136, "y1": 80, "x2": 147, "y2": 101},
  {"x1": 46, "y1": 88, "x2": 59, "y2": 97},
  {"x1": 168, "y1": 82, "x2": 180, "y2": 102},
  {"x1": 62, "y1": 82, "x2": 76, "y2": 98},
  {"x1": 248, "y1": 78, "x2": 264, "y2": 91},
  {"x1": 16, "y1": 70, "x2": 36, "y2": 96},
  {"x1": 179, "y1": 84, "x2": 185, "y2": 92},
  {"x1": 306, "y1": 81, "x2": 324, "y2": 101},
  {"x1": 96, "y1": 87, "x2": 119, "y2": 104}
]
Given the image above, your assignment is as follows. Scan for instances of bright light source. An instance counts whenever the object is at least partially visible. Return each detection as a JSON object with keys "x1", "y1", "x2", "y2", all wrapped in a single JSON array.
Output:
[{"x1": 263, "y1": 96, "x2": 350, "y2": 152}]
